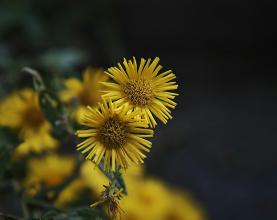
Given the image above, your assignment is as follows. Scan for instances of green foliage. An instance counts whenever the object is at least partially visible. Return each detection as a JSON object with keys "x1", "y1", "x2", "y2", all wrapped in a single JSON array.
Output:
[
  {"x1": 39, "y1": 48, "x2": 88, "y2": 73},
  {"x1": 0, "y1": 142, "x2": 12, "y2": 178},
  {"x1": 42, "y1": 207, "x2": 107, "y2": 220},
  {"x1": 0, "y1": 128, "x2": 16, "y2": 178},
  {"x1": 39, "y1": 90, "x2": 64, "y2": 127}
]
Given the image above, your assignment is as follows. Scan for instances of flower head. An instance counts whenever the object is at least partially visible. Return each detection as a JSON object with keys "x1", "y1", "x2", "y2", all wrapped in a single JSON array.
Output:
[
  {"x1": 0, "y1": 89, "x2": 58, "y2": 157},
  {"x1": 90, "y1": 183, "x2": 124, "y2": 219},
  {"x1": 119, "y1": 179, "x2": 206, "y2": 220},
  {"x1": 24, "y1": 154, "x2": 76, "y2": 196},
  {"x1": 60, "y1": 67, "x2": 108, "y2": 121},
  {"x1": 162, "y1": 190, "x2": 206, "y2": 220},
  {"x1": 102, "y1": 57, "x2": 178, "y2": 127},
  {"x1": 76, "y1": 99, "x2": 153, "y2": 172}
]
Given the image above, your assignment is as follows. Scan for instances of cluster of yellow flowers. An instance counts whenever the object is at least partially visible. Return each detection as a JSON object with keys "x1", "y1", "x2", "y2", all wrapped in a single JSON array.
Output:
[
  {"x1": 74, "y1": 57, "x2": 178, "y2": 172},
  {"x1": 24, "y1": 154, "x2": 206, "y2": 220},
  {"x1": 0, "y1": 57, "x2": 206, "y2": 219}
]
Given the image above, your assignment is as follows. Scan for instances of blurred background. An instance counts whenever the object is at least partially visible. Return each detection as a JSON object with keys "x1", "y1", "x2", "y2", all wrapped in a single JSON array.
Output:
[{"x1": 0, "y1": 0, "x2": 276, "y2": 220}]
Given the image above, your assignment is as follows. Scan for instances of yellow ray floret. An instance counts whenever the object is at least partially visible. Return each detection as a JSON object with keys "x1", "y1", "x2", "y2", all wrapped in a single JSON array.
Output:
[
  {"x1": 75, "y1": 99, "x2": 154, "y2": 172},
  {"x1": 102, "y1": 57, "x2": 178, "y2": 127}
]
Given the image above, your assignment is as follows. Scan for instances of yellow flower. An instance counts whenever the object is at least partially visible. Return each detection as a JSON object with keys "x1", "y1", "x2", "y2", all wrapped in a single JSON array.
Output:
[
  {"x1": 60, "y1": 67, "x2": 109, "y2": 121},
  {"x1": 55, "y1": 179, "x2": 88, "y2": 208},
  {"x1": 0, "y1": 89, "x2": 58, "y2": 157},
  {"x1": 102, "y1": 57, "x2": 178, "y2": 127},
  {"x1": 120, "y1": 179, "x2": 206, "y2": 220},
  {"x1": 80, "y1": 161, "x2": 144, "y2": 197},
  {"x1": 120, "y1": 178, "x2": 171, "y2": 220},
  {"x1": 76, "y1": 99, "x2": 154, "y2": 172},
  {"x1": 162, "y1": 190, "x2": 206, "y2": 220},
  {"x1": 24, "y1": 154, "x2": 76, "y2": 196},
  {"x1": 80, "y1": 160, "x2": 110, "y2": 196}
]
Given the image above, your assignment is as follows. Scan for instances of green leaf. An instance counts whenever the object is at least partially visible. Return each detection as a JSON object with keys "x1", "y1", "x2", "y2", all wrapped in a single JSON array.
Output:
[
  {"x1": 0, "y1": 143, "x2": 11, "y2": 177},
  {"x1": 39, "y1": 90, "x2": 63, "y2": 126},
  {"x1": 0, "y1": 128, "x2": 15, "y2": 178},
  {"x1": 113, "y1": 169, "x2": 127, "y2": 195},
  {"x1": 42, "y1": 207, "x2": 107, "y2": 220},
  {"x1": 38, "y1": 48, "x2": 88, "y2": 72}
]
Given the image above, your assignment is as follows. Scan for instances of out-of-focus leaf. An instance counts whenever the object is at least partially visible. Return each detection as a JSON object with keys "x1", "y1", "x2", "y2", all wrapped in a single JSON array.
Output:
[
  {"x1": 41, "y1": 210, "x2": 60, "y2": 219},
  {"x1": 39, "y1": 90, "x2": 63, "y2": 126},
  {"x1": 0, "y1": 144, "x2": 11, "y2": 177},
  {"x1": 39, "y1": 48, "x2": 88, "y2": 72},
  {"x1": 0, "y1": 128, "x2": 15, "y2": 178},
  {"x1": 42, "y1": 207, "x2": 107, "y2": 220}
]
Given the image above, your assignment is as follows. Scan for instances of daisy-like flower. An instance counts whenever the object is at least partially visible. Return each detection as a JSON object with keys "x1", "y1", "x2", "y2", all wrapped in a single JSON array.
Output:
[
  {"x1": 75, "y1": 99, "x2": 153, "y2": 172},
  {"x1": 0, "y1": 89, "x2": 58, "y2": 157},
  {"x1": 102, "y1": 57, "x2": 178, "y2": 127},
  {"x1": 60, "y1": 67, "x2": 108, "y2": 121}
]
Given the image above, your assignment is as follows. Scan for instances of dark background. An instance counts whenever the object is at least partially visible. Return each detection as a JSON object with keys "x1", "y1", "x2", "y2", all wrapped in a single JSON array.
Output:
[{"x1": 0, "y1": 1, "x2": 276, "y2": 219}]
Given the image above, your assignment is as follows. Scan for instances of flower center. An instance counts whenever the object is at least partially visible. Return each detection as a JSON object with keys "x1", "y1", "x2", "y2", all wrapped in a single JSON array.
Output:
[
  {"x1": 98, "y1": 116, "x2": 129, "y2": 149},
  {"x1": 78, "y1": 87, "x2": 100, "y2": 106},
  {"x1": 122, "y1": 79, "x2": 154, "y2": 107},
  {"x1": 45, "y1": 174, "x2": 65, "y2": 187},
  {"x1": 24, "y1": 106, "x2": 44, "y2": 128}
]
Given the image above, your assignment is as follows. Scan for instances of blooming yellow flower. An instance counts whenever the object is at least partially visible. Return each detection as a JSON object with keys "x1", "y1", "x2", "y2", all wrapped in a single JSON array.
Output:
[
  {"x1": 102, "y1": 57, "x2": 178, "y2": 127},
  {"x1": 76, "y1": 99, "x2": 153, "y2": 172},
  {"x1": 24, "y1": 154, "x2": 76, "y2": 196},
  {"x1": 0, "y1": 89, "x2": 58, "y2": 157},
  {"x1": 60, "y1": 67, "x2": 108, "y2": 121}
]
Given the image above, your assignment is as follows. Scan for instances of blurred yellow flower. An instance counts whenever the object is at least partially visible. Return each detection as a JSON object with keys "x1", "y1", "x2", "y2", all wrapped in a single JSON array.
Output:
[
  {"x1": 162, "y1": 190, "x2": 206, "y2": 220},
  {"x1": 60, "y1": 67, "x2": 108, "y2": 122},
  {"x1": 80, "y1": 160, "x2": 110, "y2": 196},
  {"x1": 120, "y1": 179, "x2": 206, "y2": 220},
  {"x1": 0, "y1": 89, "x2": 58, "y2": 157},
  {"x1": 80, "y1": 161, "x2": 144, "y2": 197},
  {"x1": 120, "y1": 178, "x2": 170, "y2": 220},
  {"x1": 55, "y1": 179, "x2": 88, "y2": 208},
  {"x1": 102, "y1": 57, "x2": 178, "y2": 127},
  {"x1": 80, "y1": 162, "x2": 205, "y2": 220},
  {"x1": 76, "y1": 99, "x2": 153, "y2": 172},
  {"x1": 24, "y1": 154, "x2": 76, "y2": 196}
]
